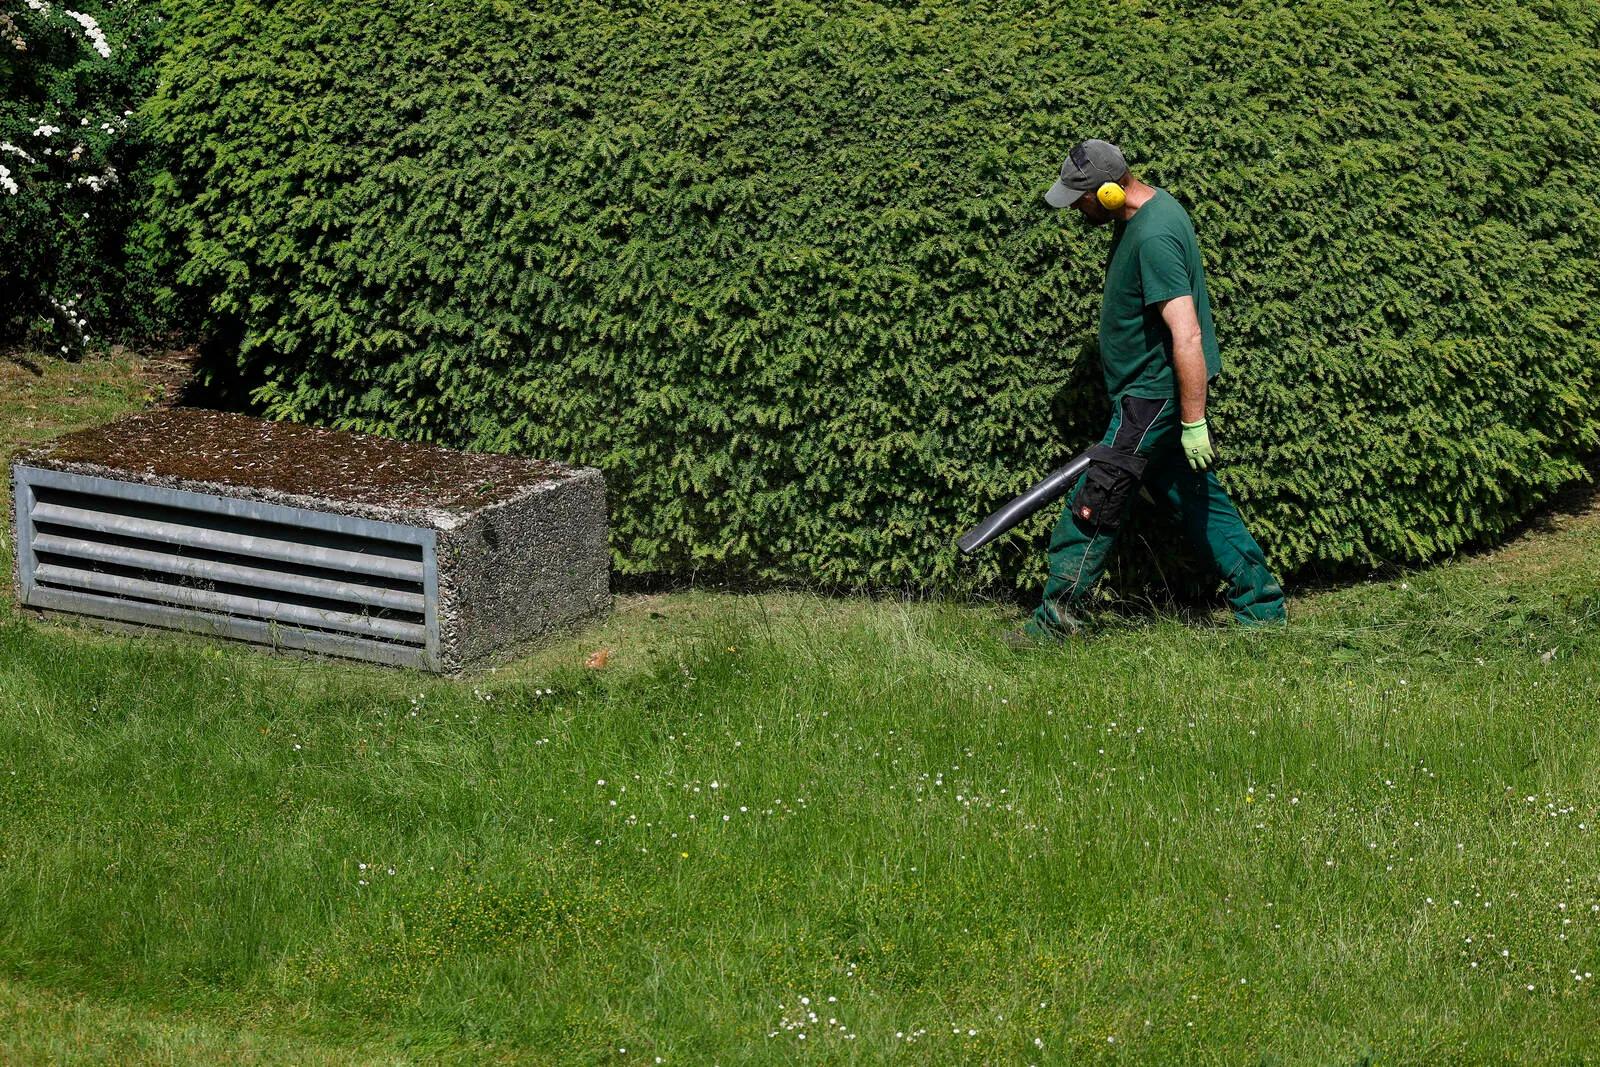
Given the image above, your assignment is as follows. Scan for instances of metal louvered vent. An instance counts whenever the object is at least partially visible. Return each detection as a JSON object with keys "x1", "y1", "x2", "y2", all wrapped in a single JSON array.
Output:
[{"x1": 13, "y1": 465, "x2": 440, "y2": 669}]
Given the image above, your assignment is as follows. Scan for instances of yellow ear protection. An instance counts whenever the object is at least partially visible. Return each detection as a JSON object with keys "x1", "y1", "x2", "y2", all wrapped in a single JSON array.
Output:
[{"x1": 1095, "y1": 182, "x2": 1126, "y2": 210}]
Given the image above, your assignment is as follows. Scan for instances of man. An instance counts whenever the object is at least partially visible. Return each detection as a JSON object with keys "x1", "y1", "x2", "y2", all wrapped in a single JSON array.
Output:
[{"x1": 1010, "y1": 139, "x2": 1287, "y2": 645}]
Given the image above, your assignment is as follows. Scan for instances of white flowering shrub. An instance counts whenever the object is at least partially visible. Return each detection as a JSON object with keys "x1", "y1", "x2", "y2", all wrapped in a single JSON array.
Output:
[{"x1": 0, "y1": 0, "x2": 182, "y2": 356}]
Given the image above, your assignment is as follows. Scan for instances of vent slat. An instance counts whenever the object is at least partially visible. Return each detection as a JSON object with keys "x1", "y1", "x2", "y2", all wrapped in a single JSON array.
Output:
[
  {"x1": 31, "y1": 532, "x2": 425, "y2": 614},
  {"x1": 31, "y1": 501, "x2": 424, "y2": 583},
  {"x1": 33, "y1": 563, "x2": 427, "y2": 645},
  {"x1": 25, "y1": 586, "x2": 432, "y2": 669}
]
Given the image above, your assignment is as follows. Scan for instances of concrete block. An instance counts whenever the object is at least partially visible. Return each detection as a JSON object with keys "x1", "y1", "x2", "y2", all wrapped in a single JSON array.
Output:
[{"x1": 8, "y1": 409, "x2": 610, "y2": 671}]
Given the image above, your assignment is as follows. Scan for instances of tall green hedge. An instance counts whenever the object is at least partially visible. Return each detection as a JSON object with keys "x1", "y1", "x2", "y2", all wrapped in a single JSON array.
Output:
[{"x1": 142, "y1": 0, "x2": 1600, "y2": 594}]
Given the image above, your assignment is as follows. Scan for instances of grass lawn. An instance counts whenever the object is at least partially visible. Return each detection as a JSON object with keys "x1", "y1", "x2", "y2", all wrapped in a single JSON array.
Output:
[{"x1": 3, "y1": 348, "x2": 1599, "y2": 1064}]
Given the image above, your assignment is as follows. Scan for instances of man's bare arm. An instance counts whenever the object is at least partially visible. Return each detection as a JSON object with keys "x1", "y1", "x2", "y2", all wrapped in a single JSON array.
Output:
[{"x1": 1157, "y1": 294, "x2": 1206, "y2": 423}]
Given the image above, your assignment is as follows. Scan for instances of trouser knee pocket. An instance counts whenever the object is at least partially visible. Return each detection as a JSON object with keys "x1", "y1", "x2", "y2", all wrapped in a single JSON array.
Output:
[{"x1": 1071, "y1": 444, "x2": 1148, "y2": 529}]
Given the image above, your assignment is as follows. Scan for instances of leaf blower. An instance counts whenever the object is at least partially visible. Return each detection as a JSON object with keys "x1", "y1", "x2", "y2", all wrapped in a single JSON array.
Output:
[{"x1": 956, "y1": 446, "x2": 1102, "y2": 554}]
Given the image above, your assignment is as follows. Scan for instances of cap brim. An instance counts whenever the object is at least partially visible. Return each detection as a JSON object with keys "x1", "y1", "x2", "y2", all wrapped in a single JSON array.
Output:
[{"x1": 1044, "y1": 179, "x2": 1088, "y2": 209}]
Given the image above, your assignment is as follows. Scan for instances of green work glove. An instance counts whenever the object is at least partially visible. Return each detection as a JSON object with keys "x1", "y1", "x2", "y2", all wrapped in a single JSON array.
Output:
[{"x1": 1180, "y1": 418, "x2": 1215, "y2": 471}]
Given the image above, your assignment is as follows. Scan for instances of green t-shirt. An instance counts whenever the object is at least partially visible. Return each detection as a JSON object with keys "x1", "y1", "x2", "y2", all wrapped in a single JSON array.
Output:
[{"x1": 1096, "y1": 187, "x2": 1222, "y2": 402}]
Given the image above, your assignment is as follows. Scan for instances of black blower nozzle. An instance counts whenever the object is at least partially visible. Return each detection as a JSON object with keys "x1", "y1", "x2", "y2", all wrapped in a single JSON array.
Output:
[{"x1": 956, "y1": 447, "x2": 1097, "y2": 555}]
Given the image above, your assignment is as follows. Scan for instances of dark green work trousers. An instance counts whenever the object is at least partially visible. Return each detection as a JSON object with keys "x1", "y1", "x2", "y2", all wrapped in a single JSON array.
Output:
[{"x1": 1026, "y1": 392, "x2": 1287, "y2": 639}]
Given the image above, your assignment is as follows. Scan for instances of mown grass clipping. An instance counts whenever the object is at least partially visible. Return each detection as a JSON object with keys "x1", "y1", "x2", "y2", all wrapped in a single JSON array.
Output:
[{"x1": 141, "y1": 0, "x2": 1600, "y2": 593}]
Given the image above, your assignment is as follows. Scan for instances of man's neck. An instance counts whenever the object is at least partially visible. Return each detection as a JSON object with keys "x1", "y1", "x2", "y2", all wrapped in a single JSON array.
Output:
[{"x1": 1113, "y1": 181, "x2": 1158, "y2": 223}]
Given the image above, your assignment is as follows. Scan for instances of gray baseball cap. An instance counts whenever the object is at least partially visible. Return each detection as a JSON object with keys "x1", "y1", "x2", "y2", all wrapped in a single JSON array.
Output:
[{"x1": 1044, "y1": 139, "x2": 1128, "y2": 208}]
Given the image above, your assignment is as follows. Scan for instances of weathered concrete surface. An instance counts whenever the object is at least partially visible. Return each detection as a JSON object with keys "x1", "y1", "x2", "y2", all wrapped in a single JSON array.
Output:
[
  {"x1": 11, "y1": 409, "x2": 611, "y2": 672},
  {"x1": 436, "y1": 469, "x2": 610, "y2": 669}
]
